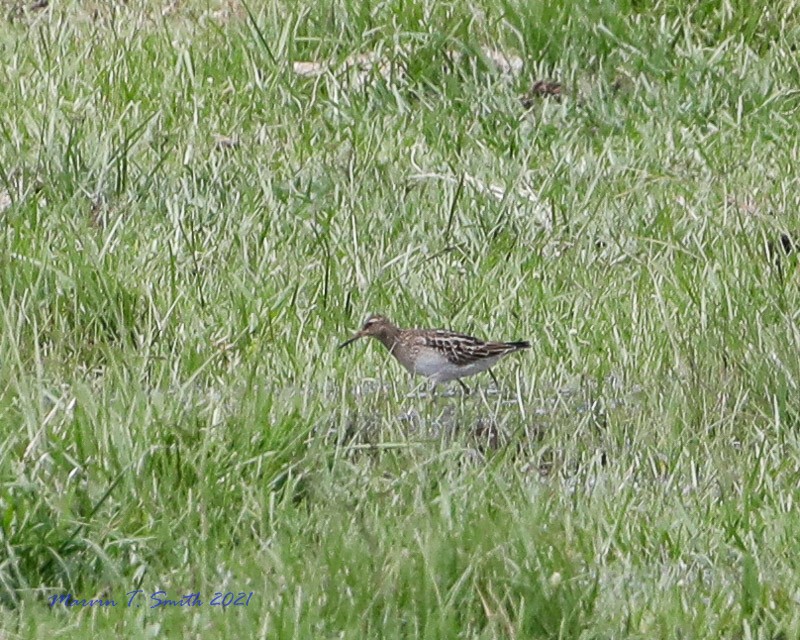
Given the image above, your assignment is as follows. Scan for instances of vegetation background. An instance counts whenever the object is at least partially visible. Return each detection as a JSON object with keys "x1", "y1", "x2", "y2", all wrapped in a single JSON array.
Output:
[{"x1": 2, "y1": 0, "x2": 800, "y2": 637}]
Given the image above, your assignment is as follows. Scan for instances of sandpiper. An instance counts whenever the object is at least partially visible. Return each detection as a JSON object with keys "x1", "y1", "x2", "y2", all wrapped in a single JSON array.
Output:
[{"x1": 338, "y1": 314, "x2": 530, "y2": 392}]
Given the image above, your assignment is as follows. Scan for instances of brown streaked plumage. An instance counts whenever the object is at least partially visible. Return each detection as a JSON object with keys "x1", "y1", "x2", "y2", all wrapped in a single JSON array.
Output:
[
  {"x1": 338, "y1": 314, "x2": 530, "y2": 391},
  {"x1": 521, "y1": 80, "x2": 564, "y2": 108}
]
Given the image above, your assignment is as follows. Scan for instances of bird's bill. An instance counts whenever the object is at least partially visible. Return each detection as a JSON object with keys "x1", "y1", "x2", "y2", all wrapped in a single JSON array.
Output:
[{"x1": 338, "y1": 332, "x2": 363, "y2": 349}]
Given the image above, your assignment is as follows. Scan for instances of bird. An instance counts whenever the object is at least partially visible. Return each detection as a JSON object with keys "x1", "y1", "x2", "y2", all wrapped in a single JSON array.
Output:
[{"x1": 338, "y1": 314, "x2": 530, "y2": 392}]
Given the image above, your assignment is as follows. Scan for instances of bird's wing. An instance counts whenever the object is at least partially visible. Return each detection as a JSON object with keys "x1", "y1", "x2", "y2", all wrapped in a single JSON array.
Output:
[{"x1": 416, "y1": 330, "x2": 517, "y2": 366}]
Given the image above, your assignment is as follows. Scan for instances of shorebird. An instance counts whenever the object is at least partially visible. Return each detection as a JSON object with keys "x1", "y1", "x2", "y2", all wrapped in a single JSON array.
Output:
[{"x1": 338, "y1": 314, "x2": 530, "y2": 392}]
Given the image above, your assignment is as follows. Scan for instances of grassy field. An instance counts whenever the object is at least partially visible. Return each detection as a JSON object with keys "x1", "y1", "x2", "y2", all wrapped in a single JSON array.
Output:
[{"x1": 2, "y1": 0, "x2": 800, "y2": 637}]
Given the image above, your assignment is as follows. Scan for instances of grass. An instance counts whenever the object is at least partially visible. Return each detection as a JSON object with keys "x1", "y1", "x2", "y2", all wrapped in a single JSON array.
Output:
[{"x1": 2, "y1": 0, "x2": 800, "y2": 637}]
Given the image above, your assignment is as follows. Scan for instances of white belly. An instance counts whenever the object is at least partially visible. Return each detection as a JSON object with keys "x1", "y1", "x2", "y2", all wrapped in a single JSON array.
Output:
[{"x1": 401, "y1": 350, "x2": 503, "y2": 383}]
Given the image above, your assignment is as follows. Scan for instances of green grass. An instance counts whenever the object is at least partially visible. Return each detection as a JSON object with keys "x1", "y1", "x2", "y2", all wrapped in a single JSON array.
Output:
[{"x1": 2, "y1": 0, "x2": 800, "y2": 637}]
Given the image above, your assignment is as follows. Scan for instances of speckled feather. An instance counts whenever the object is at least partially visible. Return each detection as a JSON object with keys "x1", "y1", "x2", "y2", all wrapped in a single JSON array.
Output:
[{"x1": 417, "y1": 330, "x2": 530, "y2": 366}]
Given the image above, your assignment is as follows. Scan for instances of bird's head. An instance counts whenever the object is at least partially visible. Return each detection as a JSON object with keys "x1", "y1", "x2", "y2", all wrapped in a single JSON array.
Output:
[{"x1": 338, "y1": 314, "x2": 395, "y2": 349}]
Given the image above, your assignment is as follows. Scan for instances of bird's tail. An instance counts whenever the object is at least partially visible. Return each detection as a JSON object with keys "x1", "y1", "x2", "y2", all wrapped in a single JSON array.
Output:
[{"x1": 506, "y1": 340, "x2": 531, "y2": 350}]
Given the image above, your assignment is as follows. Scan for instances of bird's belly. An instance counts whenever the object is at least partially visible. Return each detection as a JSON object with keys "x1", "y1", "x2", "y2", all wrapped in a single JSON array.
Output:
[{"x1": 404, "y1": 351, "x2": 502, "y2": 383}]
